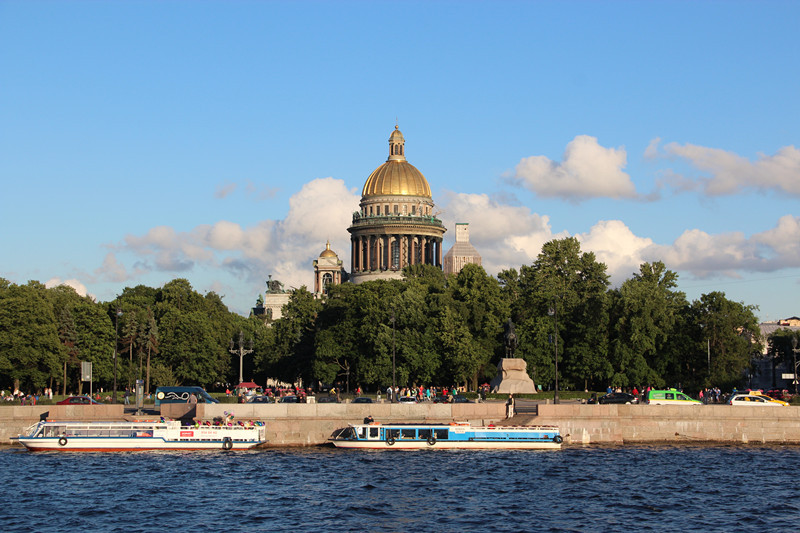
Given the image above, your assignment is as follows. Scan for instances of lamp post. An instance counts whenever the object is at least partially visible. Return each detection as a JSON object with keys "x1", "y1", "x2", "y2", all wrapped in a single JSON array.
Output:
[
  {"x1": 113, "y1": 308, "x2": 122, "y2": 403},
  {"x1": 792, "y1": 336, "x2": 799, "y2": 395},
  {"x1": 229, "y1": 331, "x2": 254, "y2": 385},
  {"x1": 548, "y1": 299, "x2": 560, "y2": 405},
  {"x1": 391, "y1": 309, "x2": 396, "y2": 395}
]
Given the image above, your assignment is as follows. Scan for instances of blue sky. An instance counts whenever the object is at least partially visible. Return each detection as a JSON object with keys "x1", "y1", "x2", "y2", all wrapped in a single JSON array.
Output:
[{"x1": 1, "y1": 1, "x2": 798, "y2": 322}]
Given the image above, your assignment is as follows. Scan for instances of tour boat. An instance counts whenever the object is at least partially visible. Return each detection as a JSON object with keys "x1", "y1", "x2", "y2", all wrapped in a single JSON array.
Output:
[
  {"x1": 330, "y1": 422, "x2": 563, "y2": 450},
  {"x1": 14, "y1": 419, "x2": 267, "y2": 452}
]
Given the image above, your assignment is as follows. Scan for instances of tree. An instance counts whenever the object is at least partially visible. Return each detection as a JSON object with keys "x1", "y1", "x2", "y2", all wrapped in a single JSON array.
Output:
[
  {"x1": 272, "y1": 287, "x2": 321, "y2": 385},
  {"x1": 446, "y1": 264, "x2": 508, "y2": 389},
  {"x1": 690, "y1": 291, "x2": 762, "y2": 390},
  {"x1": 607, "y1": 262, "x2": 686, "y2": 388},
  {"x1": 516, "y1": 238, "x2": 611, "y2": 390},
  {"x1": 0, "y1": 281, "x2": 62, "y2": 391}
]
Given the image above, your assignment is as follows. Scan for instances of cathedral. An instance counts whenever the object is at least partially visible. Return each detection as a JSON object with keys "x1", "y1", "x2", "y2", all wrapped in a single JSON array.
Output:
[
  {"x1": 256, "y1": 126, "x2": 480, "y2": 317},
  {"x1": 347, "y1": 125, "x2": 447, "y2": 283}
]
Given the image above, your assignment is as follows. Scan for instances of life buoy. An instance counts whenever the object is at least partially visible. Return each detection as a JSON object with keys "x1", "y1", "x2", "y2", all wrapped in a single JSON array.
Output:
[
  {"x1": 553, "y1": 435, "x2": 563, "y2": 444},
  {"x1": 58, "y1": 436, "x2": 68, "y2": 447},
  {"x1": 222, "y1": 437, "x2": 233, "y2": 450},
  {"x1": 386, "y1": 436, "x2": 396, "y2": 446},
  {"x1": 427, "y1": 436, "x2": 436, "y2": 446}
]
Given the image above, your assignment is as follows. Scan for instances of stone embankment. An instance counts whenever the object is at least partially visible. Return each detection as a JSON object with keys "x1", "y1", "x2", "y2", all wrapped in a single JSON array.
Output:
[{"x1": 2, "y1": 402, "x2": 800, "y2": 446}]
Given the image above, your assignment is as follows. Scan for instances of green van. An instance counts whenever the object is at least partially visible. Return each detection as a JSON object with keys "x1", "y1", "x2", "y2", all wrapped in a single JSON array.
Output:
[
  {"x1": 154, "y1": 386, "x2": 219, "y2": 407},
  {"x1": 646, "y1": 389, "x2": 701, "y2": 406}
]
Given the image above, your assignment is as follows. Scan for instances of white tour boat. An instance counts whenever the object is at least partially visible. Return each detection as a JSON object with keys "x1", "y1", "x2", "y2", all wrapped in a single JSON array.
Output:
[
  {"x1": 14, "y1": 419, "x2": 267, "y2": 451},
  {"x1": 331, "y1": 422, "x2": 563, "y2": 450}
]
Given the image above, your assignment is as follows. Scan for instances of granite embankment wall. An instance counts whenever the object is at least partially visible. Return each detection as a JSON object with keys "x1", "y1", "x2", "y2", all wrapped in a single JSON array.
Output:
[{"x1": 3, "y1": 403, "x2": 800, "y2": 446}]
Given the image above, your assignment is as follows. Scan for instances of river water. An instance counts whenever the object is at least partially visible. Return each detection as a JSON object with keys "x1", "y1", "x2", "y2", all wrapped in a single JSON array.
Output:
[{"x1": 1, "y1": 444, "x2": 799, "y2": 531}]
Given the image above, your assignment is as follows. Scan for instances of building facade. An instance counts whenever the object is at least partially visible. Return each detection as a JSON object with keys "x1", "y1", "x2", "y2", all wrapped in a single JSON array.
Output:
[
  {"x1": 313, "y1": 241, "x2": 346, "y2": 296},
  {"x1": 443, "y1": 222, "x2": 482, "y2": 276},
  {"x1": 347, "y1": 126, "x2": 446, "y2": 283}
]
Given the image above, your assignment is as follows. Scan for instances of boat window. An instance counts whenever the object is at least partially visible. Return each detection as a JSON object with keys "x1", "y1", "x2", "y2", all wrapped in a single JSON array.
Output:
[
  {"x1": 418, "y1": 429, "x2": 432, "y2": 440},
  {"x1": 401, "y1": 429, "x2": 416, "y2": 439},
  {"x1": 357, "y1": 427, "x2": 366, "y2": 439},
  {"x1": 434, "y1": 429, "x2": 449, "y2": 440},
  {"x1": 369, "y1": 427, "x2": 379, "y2": 439},
  {"x1": 386, "y1": 429, "x2": 401, "y2": 440}
]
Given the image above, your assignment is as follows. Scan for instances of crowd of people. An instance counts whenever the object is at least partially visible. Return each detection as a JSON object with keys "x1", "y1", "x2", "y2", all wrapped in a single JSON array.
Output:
[{"x1": 1, "y1": 387, "x2": 55, "y2": 405}]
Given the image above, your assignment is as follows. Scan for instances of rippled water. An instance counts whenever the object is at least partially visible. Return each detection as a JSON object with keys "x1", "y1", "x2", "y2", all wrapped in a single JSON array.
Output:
[{"x1": 1, "y1": 444, "x2": 799, "y2": 531}]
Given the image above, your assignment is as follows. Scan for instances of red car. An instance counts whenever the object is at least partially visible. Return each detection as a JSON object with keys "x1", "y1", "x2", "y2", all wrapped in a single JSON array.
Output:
[{"x1": 56, "y1": 396, "x2": 101, "y2": 405}]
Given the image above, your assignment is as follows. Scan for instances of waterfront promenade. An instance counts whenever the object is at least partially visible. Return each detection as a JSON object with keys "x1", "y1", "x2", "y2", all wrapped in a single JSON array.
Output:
[{"x1": 3, "y1": 401, "x2": 800, "y2": 446}]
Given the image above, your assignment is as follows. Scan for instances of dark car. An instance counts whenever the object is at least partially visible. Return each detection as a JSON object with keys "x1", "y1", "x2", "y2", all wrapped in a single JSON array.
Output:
[
  {"x1": 56, "y1": 396, "x2": 100, "y2": 405},
  {"x1": 316, "y1": 396, "x2": 339, "y2": 404},
  {"x1": 247, "y1": 395, "x2": 274, "y2": 403},
  {"x1": 432, "y1": 394, "x2": 471, "y2": 404},
  {"x1": 279, "y1": 395, "x2": 300, "y2": 403},
  {"x1": 597, "y1": 392, "x2": 638, "y2": 405},
  {"x1": 352, "y1": 397, "x2": 373, "y2": 404}
]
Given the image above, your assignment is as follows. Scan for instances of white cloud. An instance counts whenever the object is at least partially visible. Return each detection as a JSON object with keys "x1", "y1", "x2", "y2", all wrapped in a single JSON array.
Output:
[
  {"x1": 45, "y1": 277, "x2": 91, "y2": 298},
  {"x1": 440, "y1": 191, "x2": 561, "y2": 273},
  {"x1": 655, "y1": 142, "x2": 800, "y2": 197},
  {"x1": 511, "y1": 135, "x2": 638, "y2": 201},
  {"x1": 576, "y1": 220, "x2": 655, "y2": 286},
  {"x1": 111, "y1": 177, "x2": 359, "y2": 291}
]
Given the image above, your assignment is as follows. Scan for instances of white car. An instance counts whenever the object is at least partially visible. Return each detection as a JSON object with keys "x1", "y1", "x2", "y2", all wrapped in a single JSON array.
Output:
[{"x1": 728, "y1": 393, "x2": 788, "y2": 406}]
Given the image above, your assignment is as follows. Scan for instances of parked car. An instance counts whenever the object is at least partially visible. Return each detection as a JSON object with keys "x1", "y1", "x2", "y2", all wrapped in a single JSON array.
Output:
[
  {"x1": 432, "y1": 394, "x2": 471, "y2": 403},
  {"x1": 317, "y1": 396, "x2": 339, "y2": 403},
  {"x1": 597, "y1": 392, "x2": 638, "y2": 405},
  {"x1": 728, "y1": 393, "x2": 788, "y2": 406},
  {"x1": 247, "y1": 395, "x2": 273, "y2": 403},
  {"x1": 56, "y1": 396, "x2": 100, "y2": 405},
  {"x1": 398, "y1": 396, "x2": 417, "y2": 404},
  {"x1": 279, "y1": 395, "x2": 300, "y2": 403},
  {"x1": 352, "y1": 397, "x2": 373, "y2": 404},
  {"x1": 646, "y1": 389, "x2": 701, "y2": 405}
]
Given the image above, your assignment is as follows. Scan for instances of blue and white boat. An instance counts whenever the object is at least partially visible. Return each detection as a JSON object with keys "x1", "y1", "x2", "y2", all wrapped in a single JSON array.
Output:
[{"x1": 331, "y1": 422, "x2": 562, "y2": 450}]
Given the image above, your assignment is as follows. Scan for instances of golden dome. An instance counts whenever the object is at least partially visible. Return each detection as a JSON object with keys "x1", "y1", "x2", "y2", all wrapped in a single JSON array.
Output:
[
  {"x1": 361, "y1": 126, "x2": 432, "y2": 198},
  {"x1": 362, "y1": 160, "x2": 432, "y2": 198},
  {"x1": 319, "y1": 241, "x2": 337, "y2": 258}
]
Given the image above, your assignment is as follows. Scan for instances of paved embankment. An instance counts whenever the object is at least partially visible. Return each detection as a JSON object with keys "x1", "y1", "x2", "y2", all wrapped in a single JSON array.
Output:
[{"x1": 3, "y1": 402, "x2": 800, "y2": 446}]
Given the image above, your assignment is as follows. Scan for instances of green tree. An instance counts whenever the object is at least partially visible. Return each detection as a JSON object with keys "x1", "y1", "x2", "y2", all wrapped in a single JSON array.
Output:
[
  {"x1": 0, "y1": 281, "x2": 62, "y2": 391},
  {"x1": 689, "y1": 291, "x2": 762, "y2": 390},
  {"x1": 607, "y1": 262, "x2": 686, "y2": 388}
]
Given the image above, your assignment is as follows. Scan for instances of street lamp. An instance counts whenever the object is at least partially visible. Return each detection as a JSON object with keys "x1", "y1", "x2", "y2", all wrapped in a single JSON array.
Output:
[
  {"x1": 391, "y1": 309, "x2": 396, "y2": 399},
  {"x1": 792, "y1": 336, "x2": 799, "y2": 395},
  {"x1": 113, "y1": 308, "x2": 122, "y2": 403},
  {"x1": 550, "y1": 299, "x2": 560, "y2": 405},
  {"x1": 229, "y1": 331, "x2": 254, "y2": 385}
]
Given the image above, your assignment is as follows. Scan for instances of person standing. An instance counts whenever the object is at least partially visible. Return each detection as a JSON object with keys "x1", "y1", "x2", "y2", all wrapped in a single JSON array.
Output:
[{"x1": 506, "y1": 394, "x2": 515, "y2": 418}]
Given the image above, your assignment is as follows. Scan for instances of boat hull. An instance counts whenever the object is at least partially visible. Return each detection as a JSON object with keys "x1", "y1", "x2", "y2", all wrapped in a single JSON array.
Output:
[
  {"x1": 331, "y1": 440, "x2": 561, "y2": 450},
  {"x1": 331, "y1": 423, "x2": 562, "y2": 450},
  {"x1": 17, "y1": 437, "x2": 262, "y2": 452},
  {"x1": 16, "y1": 420, "x2": 266, "y2": 452}
]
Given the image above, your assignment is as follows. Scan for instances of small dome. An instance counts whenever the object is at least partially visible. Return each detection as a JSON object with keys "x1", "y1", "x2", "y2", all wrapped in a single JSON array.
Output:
[{"x1": 319, "y1": 241, "x2": 337, "y2": 258}]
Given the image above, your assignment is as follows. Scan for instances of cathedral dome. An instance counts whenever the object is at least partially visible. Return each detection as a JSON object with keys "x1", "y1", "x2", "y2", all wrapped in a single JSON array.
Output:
[
  {"x1": 319, "y1": 241, "x2": 337, "y2": 258},
  {"x1": 362, "y1": 160, "x2": 432, "y2": 198},
  {"x1": 361, "y1": 126, "x2": 432, "y2": 199}
]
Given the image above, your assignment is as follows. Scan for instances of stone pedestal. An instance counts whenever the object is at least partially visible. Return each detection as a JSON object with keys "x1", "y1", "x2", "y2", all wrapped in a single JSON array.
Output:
[{"x1": 490, "y1": 358, "x2": 537, "y2": 394}]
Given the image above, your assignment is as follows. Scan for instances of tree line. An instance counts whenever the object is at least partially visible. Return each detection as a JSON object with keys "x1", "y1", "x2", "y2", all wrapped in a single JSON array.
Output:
[{"x1": 1, "y1": 238, "x2": 786, "y2": 397}]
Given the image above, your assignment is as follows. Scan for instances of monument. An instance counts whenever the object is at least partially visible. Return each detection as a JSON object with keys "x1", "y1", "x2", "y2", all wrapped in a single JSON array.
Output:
[{"x1": 489, "y1": 319, "x2": 537, "y2": 394}]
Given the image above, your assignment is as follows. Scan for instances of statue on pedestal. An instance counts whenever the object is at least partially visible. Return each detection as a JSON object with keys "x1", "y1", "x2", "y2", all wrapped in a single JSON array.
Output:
[{"x1": 490, "y1": 319, "x2": 537, "y2": 394}]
